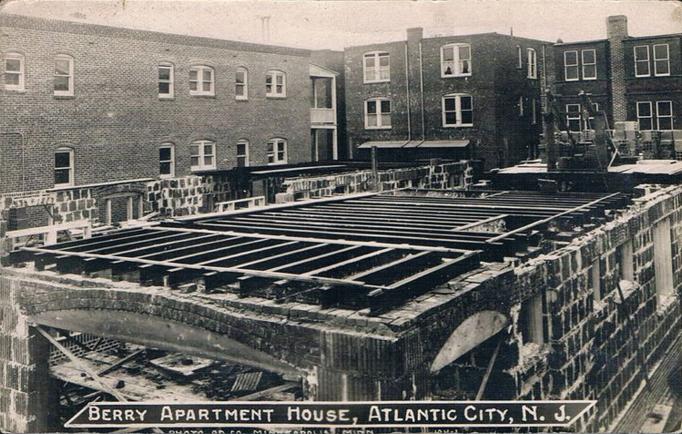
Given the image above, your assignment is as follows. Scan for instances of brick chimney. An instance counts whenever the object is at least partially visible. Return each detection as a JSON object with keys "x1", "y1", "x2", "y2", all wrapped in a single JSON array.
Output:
[
  {"x1": 406, "y1": 27, "x2": 424, "y2": 140},
  {"x1": 607, "y1": 15, "x2": 628, "y2": 123}
]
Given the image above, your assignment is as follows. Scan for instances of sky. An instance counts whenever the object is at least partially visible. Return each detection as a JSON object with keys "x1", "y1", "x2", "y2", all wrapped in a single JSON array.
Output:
[{"x1": 1, "y1": 0, "x2": 681, "y2": 50}]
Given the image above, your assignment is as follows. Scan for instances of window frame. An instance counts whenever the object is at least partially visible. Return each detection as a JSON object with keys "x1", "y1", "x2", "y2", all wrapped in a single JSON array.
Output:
[
  {"x1": 656, "y1": 100, "x2": 673, "y2": 131},
  {"x1": 364, "y1": 97, "x2": 392, "y2": 130},
  {"x1": 235, "y1": 67, "x2": 248, "y2": 100},
  {"x1": 190, "y1": 140, "x2": 216, "y2": 171},
  {"x1": 54, "y1": 147, "x2": 74, "y2": 187},
  {"x1": 442, "y1": 94, "x2": 474, "y2": 128},
  {"x1": 565, "y1": 103, "x2": 582, "y2": 132},
  {"x1": 265, "y1": 70, "x2": 286, "y2": 98},
  {"x1": 563, "y1": 50, "x2": 579, "y2": 82},
  {"x1": 54, "y1": 54, "x2": 74, "y2": 97},
  {"x1": 4, "y1": 52, "x2": 25, "y2": 91},
  {"x1": 363, "y1": 51, "x2": 390, "y2": 83},
  {"x1": 634, "y1": 45, "x2": 651, "y2": 78},
  {"x1": 189, "y1": 65, "x2": 215, "y2": 96},
  {"x1": 159, "y1": 143, "x2": 175, "y2": 178},
  {"x1": 158, "y1": 63, "x2": 174, "y2": 99},
  {"x1": 440, "y1": 43, "x2": 472, "y2": 78},
  {"x1": 266, "y1": 138, "x2": 287, "y2": 165},
  {"x1": 517, "y1": 45, "x2": 523, "y2": 69},
  {"x1": 581, "y1": 49, "x2": 597, "y2": 80},
  {"x1": 531, "y1": 98, "x2": 537, "y2": 125},
  {"x1": 527, "y1": 48, "x2": 537, "y2": 79},
  {"x1": 636, "y1": 101, "x2": 653, "y2": 131},
  {"x1": 518, "y1": 96, "x2": 524, "y2": 117},
  {"x1": 236, "y1": 139, "x2": 250, "y2": 167},
  {"x1": 653, "y1": 44, "x2": 670, "y2": 77}
]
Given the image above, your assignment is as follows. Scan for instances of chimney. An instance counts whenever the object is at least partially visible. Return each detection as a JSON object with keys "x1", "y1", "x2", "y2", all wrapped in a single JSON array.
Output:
[
  {"x1": 607, "y1": 15, "x2": 628, "y2": 122},
  {"x1": 406, "y1": 27, "x2": 423, "y2": 42}
]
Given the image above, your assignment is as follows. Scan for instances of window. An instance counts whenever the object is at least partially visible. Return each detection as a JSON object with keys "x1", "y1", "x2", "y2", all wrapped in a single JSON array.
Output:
[
  {"x1": 365, "y1": 98, "x2": 391, "y2": 129},
  {"x1": 190, "y1": 140, "x2": 216, "y2": 170},
  {"x1": 637, "y1": 101, "x2": 653, "y2": 130},
  {"x1": 566, "y1": 104, "x2": 582, "y2": 132},
  {"x1": 363, "y1": 52, "x2": 390, "y2": 83},
  {"x1": 442, "y1": 94, "x2": 473, "y2": 127},
  {"x1": 236, "y1": 140, "x2": 249, "y2": 167},
  {"x1": 54, "y1": 55, "x2": 74, "y2": 96},
  {"x1": 517, "y1": 45, "x2": 523, "y2": 69},
  {"x1": 564, "y1": 50, "x2": 579, "y2": 81},
  {"x1": 235, "y1": 67, "x2": 248, "y2": 100},
  {"x1": 634, "y1": 46, "x2": 650, "y2": 77},
  {"x1": 527, "y1": 48, "x2": 537, "y2": 79},
  {"x1": 657, "y1": 101, "x2": 673, "y2": 130},
  {"x1": 267, "y1": 138, "x2": 287, "y2": 164},
  {"x1": 441, "y1": 43, "x2": 471, "y2": 78},
  {"x1": 189, "y1": 65, "x2": 214, "y2": 96},
  {"x1": 54, "y1": 148, "x2": 74, "y2": 187},
  {"x1": 585, "y1": 103, "x2": 599, "y2": 130},
  {"x1": 531, "y1": 99, "x2": 537, "y2": 125},
  {"x1": 653, "y1": 218, "x2": 674, "y2": 306},
  {"x1": 4, "y1": 52, "x2": 24, "y2": 91},
  {"x1": 582, "y1": 49, "x2": 596, "y2": 80},
  {"x1": 591, "y1": 260, "x2": 603, "y2": 306},
  {"x1": 158, "y1": 64, "x2": 174, "y2": 98},
  {"x1": 617, "y1": 241, "x2": 634, "y2": 282},
  {"x1": 159, "y1": 143, "x2": 175, "y2": 177},
  {"x1": 265, "y1": 70, "x2": 286, "y2": 97},
  {"x1": 518, "y1": 96, "x2": 524, "y2": 117},
  {"x1": 653, "y1": 44, "x2": 670, "y2": 76},
  {"x1": 519, "y1": 292, "x2": 544, "y2": 345}
]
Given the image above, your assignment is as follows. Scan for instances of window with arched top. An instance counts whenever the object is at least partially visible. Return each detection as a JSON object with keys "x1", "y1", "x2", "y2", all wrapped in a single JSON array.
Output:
[
  {"x1": 190, "y1": 140, "x2": 216, "y2": 170},
  {"x1": 236, "y1": 139, "x2": 249, "y2": 167},
  {"x1": 441, "y1": 43, "x2": 471, "y2": 77},
  {"x1": 159, "y1": 143, "x2": 175, "y2": 177},
  {"x1": 527, "y1": 48, "x2": 537, "y2": 79},
  {"x1": 265, "y1": 70, "x2": 286, "y2": 97},
  {"x1": 54, "y1": 54, "x2": 74, "y2": 96},
  {"x1": 189, "y1": 65, "x2": 214, "y2": 96},
  {"x1": 158, "y1": 63, "x2": 174, "y2": 98},
  {"x1": 365, "y1": 97, "x2": 391, "y2": 129},
  {"x1": 54, "y1": 147, "x2": 74, "y2": 187},
  {"x1": 4, "y1": 52, "x2": 25, "y2": 91},
  {"x1": 235, "y1": 67, "x2": 248, "y2": 100},
  {"x1": 267, "y1": 138, "x2": 287, "y2": 165},
  {"x1": 363, "y1": 51, "x2": 390, "y2": 83}
]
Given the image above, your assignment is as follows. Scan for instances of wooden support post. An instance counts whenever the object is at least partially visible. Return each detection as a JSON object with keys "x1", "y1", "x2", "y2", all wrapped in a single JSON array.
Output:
[{"x1": 476, "y1": 333, "x2": 503, "y2": 400}]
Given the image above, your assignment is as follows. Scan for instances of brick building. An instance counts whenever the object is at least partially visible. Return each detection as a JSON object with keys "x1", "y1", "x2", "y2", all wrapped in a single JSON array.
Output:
[
  {"x1": 0, "y1": 13, "x2": 341, "y2": 226},
  {"x1": 343, "y1": 28, "x2": 550, "y2": 169},
  {"x1": 552, "y1": 15, "x2": 682, "y2": 135}
]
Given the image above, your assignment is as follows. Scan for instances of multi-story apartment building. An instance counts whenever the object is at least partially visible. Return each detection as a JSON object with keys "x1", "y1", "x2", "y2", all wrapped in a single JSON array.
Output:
[
  {"x1": 343, "y1": 28, "x2": 551, "y2": 169},
  {"x1": 553, "y1": 15, "x2": 681, "y2": 135},
  {"x1": 0, "y1": 13, "x2": 340, "y2": 226}
]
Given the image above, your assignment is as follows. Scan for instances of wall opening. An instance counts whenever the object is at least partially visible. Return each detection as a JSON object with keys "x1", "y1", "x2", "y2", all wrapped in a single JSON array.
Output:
[
  {"x1": 652, "y1": 218, "x2": 674, "y2": 306},
  {"x1": 519, "y1": 292, "x2": 544, "y2": 345}
]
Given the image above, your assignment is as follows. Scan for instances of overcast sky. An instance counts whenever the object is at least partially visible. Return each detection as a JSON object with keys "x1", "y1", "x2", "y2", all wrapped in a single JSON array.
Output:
[{"x1": 1, "y1": 0, "x2": 681, "y2": 50}]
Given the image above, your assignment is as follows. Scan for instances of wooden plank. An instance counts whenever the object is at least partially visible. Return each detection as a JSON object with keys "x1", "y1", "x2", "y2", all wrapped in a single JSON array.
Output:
[
  {"x1": 350, "y1": 251, "x2": 442, "y2": 286},
  {"x1": 261, "y1": 208, "x2": 483, "y2": 227},
  {"x1": 97, "y1": 349, "x2": 145, "y2": 376},
  {"x1": 56, "y1": 229, "x2": 162, "y2": 252},
  {"x1": 476, "y1": 335, "x2": 503, "y2": 400},
  {"x1": 310, "y1": 248, "x2": 404, "y2": 278},
  {"x1": 37, "y1": 227, "x2": 147, "y2": 250},
  {"x1": 231, "y1": 243, "x2": 337, "y2": 271},
  {"x1": 107, "y1": 234, "x2": 219, "y2": 258},
  {"x1": 139, "y1": 237, "x2": 263, "y2": 263},
  {"x1": 269, "y1": 245, "x2": 369, "y2": 274},
  {"x1": 83, "y1": 232, "x2": 195, "y2": 255}
]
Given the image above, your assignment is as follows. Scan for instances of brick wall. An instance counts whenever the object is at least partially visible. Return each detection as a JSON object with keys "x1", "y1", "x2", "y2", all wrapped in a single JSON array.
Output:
[
  {"x1": 0, "y1": 14, "x2": 314, "y2": 194},
  {"x1": 343, "y1": 31, "x2": 548, "y2": 169}
]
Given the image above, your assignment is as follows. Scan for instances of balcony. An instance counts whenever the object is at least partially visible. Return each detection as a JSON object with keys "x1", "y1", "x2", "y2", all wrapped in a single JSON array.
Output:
[{"x1": 311, "y1": 107, "x2": 336, "y2": 125}]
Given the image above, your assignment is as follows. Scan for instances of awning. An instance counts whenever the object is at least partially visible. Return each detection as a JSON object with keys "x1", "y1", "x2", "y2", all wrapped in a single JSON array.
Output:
[
  {"x1": 417, "y1": 140, "x2": 470, "y2": 148},
  {"x1": 357, "y1": 141, "x2": 408, "y2": 149}
]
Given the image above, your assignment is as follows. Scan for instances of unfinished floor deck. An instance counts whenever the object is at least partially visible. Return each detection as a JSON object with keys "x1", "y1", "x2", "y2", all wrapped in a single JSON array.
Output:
[{"x1": 16, "y1": 190, "x2": 629, "y2": 312}]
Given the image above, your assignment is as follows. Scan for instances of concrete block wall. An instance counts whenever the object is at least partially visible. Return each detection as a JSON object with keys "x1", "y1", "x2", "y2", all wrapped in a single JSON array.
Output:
[
  {"x1": 0, "y1": 276, "x2": 52, "y2": 433},
  {"x1": 275, "y1": 161, "x2": 472, "y2": 202},
  {"x1": 145, "y1": 175, "x2": 209, "y2": 217}
]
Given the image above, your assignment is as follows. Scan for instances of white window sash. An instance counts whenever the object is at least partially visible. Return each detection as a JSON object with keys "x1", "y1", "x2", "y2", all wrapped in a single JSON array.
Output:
[
  {"x1": 531, "y1": 99, "x2": 537, "y2": 125},
  {"x1": 656, "y1": 101, "x2": 673, "y2": 130},
  {"x1": 581, "y1": 49, "x2": 597, "y2": 80},
  {"x1": 159, "y1": 145, "x2": 175, "y2": 178},
  {"x1": 235, "y1": 68, "x2": 248, "y2": 100},
  {"x1": 54, "y1": 56, "x2": 74, "y2": 96},
  {"x1": 158, "y1": 65, "x2": 174, "y2": 98},
  {"x1": 653, "y1": 44, "x2": 670, "y2": 77},
  {"x1": 363, "y1": 52, "x2": 390, "y2": 83},
  {"x1": 189, "y1": 66, "x2": 214, "y2": 96},
  {"x1": 4, "y1": 54, "x2": 25, "y2": 91},
  {"x1": 564, "y1": 51, "x2": 579, "y2": 81},
  {"x1": 267, "y1": 139, "x2": 287, "y2": 164},
  {"x1": 442, "y1": 95, "x2": 473, "y2": 127},
  {"x1": 441, "y1": 44, "x2": 472, "y2": 78},
  {"x1": 636, "y1": 101, "x2": 653, "y2": 130},
  {"x1": 517, "y1": 46, "x2": 523, "y2": 69},
  {"x1": 565, "y1": 104, "x2": 582, "y2": 132},
  {"x1": 237, "y1": 140, "x2": 249, "y2": 166},
  {"x1": 365, "y1": 98, "x2": 391, "y2": 129},
  {"x1": 266, "y1": 71, "x2": 286, "y2": 97},
  {"x1": 527, "y1": 49, "x2": 537, "y2": 79},
  {"x1": 190, "y1": 141, "x2": 216, "y2": 170},
  {"x1": 634, "y1": 46, "x2": 650, "y2": 77},
  {"x1": 54, "y1": 149, "x2": 74, "y2": 187}
]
